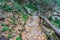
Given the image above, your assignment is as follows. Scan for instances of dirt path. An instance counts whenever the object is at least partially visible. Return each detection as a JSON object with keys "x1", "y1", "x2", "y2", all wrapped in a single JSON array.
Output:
[{"x1": 22, "y1": 15, "x2": 47, "y2": 40}]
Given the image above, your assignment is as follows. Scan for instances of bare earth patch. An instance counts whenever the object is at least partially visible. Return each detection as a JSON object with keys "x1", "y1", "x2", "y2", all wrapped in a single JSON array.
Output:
[{"x1": 22, "y1": 16, "x2": 47, "y2": 40}]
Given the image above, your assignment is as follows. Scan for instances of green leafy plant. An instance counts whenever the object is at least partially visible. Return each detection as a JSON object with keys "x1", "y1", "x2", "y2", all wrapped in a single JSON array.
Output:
[
  {"x1": 12, "y1": 2, "x2": 22, "y2": 11},
  {"x1": 0, "y1": 0, "x2": 7, "y2": 2},
  {"x1": 16, "y1": 37, "x2": 22, "y2": 40},
  {"x1": 0, "y1": 3, "x2": 13, "y2": 12},
  {"x1": 49, "y1": 16, "x2": 60, "y2": 28},
  {"x1": 1, "y1": 22, "x2": 6, "y2": 26},
  {"x1": 24, "y1": 3, "x2": 37, "y2": 11},
  {"x1": 21, "y1": 13, "x2": 29, "y2": 22},
  {"x1": 7, "y1": 34, "x2": 14, "y2": 38},
  {"x1": 2, "y1": 26, "x2": 9, "y2": 32}
]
